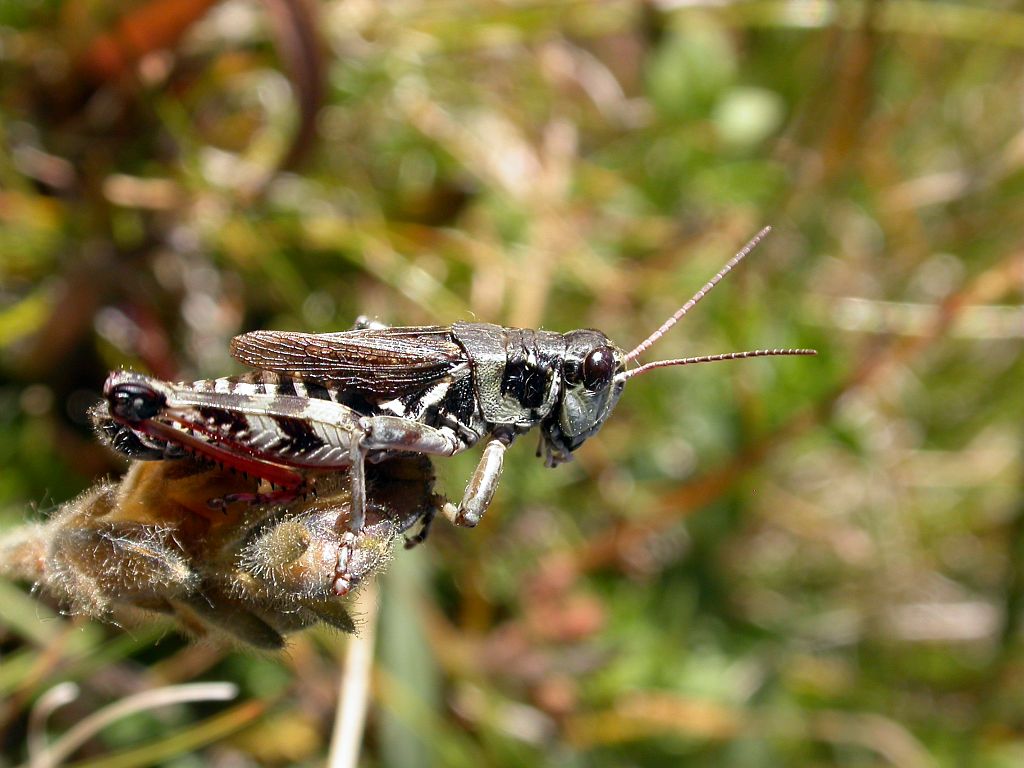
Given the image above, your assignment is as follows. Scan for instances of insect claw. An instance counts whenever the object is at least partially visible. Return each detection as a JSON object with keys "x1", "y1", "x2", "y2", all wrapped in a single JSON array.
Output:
[
  {"x1": 333, "y1": 576, "x2": 352, "y2": 596},
  {"x1": 333, "y1": 533, "x2": 357, "y2": 595},
  {"x1": 404, "y1": 515, "x2": 435, "y2": 548}
]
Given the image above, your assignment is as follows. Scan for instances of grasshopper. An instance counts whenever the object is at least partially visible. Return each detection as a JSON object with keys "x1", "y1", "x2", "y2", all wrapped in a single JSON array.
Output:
[{"x1": 99, "y1": 228, "x2": 815, "y2": 536}]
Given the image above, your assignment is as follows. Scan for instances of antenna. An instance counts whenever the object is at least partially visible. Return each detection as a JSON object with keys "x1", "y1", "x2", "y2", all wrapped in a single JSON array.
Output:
[
  {"x1": 617, "y1": 348, "x2": 817, "y2": 382},
  {"x1": 624, "y1": 226, "x2": 773, "y2": 362}
]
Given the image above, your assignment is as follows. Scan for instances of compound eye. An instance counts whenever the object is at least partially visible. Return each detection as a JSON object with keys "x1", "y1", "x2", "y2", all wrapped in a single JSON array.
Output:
[
  {"x1": 110, "y1": 384, "x2": 164, "y2": 422},
  {"x1": 582, "y1": 346, "x2": 616, "y2": 391}
]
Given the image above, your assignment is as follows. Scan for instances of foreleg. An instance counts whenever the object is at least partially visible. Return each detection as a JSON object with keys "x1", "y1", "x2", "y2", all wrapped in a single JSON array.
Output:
[{"x1": 442, "y1": 436, "x2": 510, "y2": 528}]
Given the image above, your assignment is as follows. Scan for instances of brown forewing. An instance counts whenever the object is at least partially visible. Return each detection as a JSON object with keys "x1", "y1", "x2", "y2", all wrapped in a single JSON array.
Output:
[{"x1": 230, "y1": 326, "x2": 467, "y2": 395}]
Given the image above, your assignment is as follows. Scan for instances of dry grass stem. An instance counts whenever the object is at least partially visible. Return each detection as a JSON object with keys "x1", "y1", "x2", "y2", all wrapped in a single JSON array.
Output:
[
  {"x1": 327, "y1": 581, "x2": 380, "y2": 768},
  {"x1": 23, "y1": 682, "x2": 238, "y2": 768}
]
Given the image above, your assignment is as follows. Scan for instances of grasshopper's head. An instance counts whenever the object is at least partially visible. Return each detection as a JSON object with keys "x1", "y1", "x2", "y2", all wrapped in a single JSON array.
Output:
[
  {"x1": 541, "y1": 330, "x2": 628, "y2": 466},
  {"x1": 540, "y1": 227, "x2": 817, "y2": 467}
]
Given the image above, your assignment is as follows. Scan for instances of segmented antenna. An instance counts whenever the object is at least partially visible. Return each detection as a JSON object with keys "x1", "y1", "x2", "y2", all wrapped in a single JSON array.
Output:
[
  {"x1": 617, "y1": 348, "x2": 817, "y2": 381},
  {"x1": 624, "y1": 226, "x2": 773, "y2": 362}
]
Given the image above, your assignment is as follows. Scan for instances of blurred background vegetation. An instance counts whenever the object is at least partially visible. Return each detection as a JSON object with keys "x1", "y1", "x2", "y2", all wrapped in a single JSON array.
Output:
[{"x1": 1, "y1": 0, "x2": 1023, "y2": 765}]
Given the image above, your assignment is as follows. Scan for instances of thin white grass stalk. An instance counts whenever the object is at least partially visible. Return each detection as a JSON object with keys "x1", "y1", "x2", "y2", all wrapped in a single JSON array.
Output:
[
  {"x1": 327, "y1": 581, "x2": 380, "y2": 768},
  {"x1": 23, "y1": 682, "x2": 238, "y2": 768},
  {"x1": 27, "y1": 683, "x2": 79, "y2": 764}
]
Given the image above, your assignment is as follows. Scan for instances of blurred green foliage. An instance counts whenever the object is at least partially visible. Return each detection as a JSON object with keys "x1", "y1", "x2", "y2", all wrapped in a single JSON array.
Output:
[{"x1": 2, "y1": 0, "x2": 1023, "y2": 766}]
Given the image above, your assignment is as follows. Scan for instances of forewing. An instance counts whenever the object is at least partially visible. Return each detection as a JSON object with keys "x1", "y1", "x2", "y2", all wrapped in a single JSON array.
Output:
[{"x1": 230, "y1": 326, "x2": 467, "y2": 394}]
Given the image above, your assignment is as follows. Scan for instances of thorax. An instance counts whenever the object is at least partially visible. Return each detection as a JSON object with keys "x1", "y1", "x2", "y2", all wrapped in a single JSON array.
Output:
[{"x1": 451, "y1": 321, "x2": 565, "y2": 432}]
